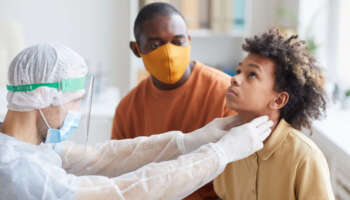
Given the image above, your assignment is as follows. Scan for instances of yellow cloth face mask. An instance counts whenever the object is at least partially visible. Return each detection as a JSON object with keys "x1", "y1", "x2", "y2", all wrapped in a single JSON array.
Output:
[{"x1": 138, "y1": 43, "x2": 191, "y2": 84}]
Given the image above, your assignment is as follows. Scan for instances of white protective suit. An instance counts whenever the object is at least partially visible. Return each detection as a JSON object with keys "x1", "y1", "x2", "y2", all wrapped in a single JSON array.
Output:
[{"x1": 0, "y1": 130, "x2": 235, "y2": 200}]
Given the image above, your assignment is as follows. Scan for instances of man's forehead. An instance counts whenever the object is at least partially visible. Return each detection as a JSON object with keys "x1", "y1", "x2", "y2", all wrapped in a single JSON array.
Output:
[{"x1": 141, "y1": 15, "x2": 187, "y2": 37}]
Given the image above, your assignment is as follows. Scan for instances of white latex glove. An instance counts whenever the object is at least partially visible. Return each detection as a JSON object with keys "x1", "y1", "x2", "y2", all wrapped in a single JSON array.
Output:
[
  {"x1": 179, "y1": 115, "x2": 242, "y2": 154},
  {"x1": 214, "y1": 116, "x2": 273, "y2": 163}
]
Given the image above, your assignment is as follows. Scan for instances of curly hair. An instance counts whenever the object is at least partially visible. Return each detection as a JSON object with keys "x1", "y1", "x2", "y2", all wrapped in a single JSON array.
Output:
[{"x1": 242, "y1": 28, "x2": 327, "y2": 130}]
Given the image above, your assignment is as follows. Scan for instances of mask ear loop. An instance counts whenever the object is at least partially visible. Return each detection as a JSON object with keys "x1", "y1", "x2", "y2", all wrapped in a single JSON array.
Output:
[
  {"x1": 39, "y1": 109, "x2": 55, "y2": 145},
  {"x1": 39, "y1": 109, "x2": 51, "y2": 129},
  {"x1": 135, "y1": 43, "x2": 142, "y2": 56},
  {"x1": 60, "y1": 104, "x2": 68, "y2": 126}
]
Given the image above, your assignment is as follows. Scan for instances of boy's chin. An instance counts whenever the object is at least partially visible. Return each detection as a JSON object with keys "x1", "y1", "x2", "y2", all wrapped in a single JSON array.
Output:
[
  {"x1": 226, "y1": 103, "x2": 259, "y2": 115},
  {"x1": 226, "y1": 101, "x2": 239, "y2": 111}
]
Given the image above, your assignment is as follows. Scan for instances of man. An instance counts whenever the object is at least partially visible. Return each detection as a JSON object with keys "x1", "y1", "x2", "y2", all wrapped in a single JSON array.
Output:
[
  {"x1": 112, "y1": 3, "x2": 234, "y2": 198},
  {"x1": 214, "y1": 28, "x2": 334, "y2": 199}
]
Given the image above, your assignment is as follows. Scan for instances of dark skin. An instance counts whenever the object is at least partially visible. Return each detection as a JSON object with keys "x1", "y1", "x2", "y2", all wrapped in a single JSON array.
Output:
[
  {"x1": 130, "y1": 15, "x2": 193, "y2": 90},
  {"x1": 226, "y1": 53, "x2": 289, "y2": 140}
]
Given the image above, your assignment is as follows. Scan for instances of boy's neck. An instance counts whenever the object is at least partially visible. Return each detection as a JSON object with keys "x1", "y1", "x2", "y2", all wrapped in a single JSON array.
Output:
[{"x1": 238, "y1": 111, "x2": 280, "y2": 141}]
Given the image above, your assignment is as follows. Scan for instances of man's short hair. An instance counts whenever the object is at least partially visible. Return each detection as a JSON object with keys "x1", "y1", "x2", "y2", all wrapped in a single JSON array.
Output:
[{"x1": 133, "y1": 2, "x2": 185, "y2": 42}]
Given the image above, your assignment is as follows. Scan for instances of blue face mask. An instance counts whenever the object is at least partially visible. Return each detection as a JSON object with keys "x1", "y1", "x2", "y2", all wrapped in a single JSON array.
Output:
[{"x1": 44, "y1": 111, "x2": 81, "y2": 143}]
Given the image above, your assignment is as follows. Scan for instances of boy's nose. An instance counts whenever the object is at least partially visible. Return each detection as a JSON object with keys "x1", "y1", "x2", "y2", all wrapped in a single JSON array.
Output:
[{"x1": 231, "y1": 75, "x2": 241, "y2": 86}]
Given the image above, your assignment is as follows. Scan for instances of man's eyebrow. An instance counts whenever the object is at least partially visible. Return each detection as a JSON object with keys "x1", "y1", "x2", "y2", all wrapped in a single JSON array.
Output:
[
  {"x1": 147, "y1": 35, "x2": 185, "y2": 42},
  {"x1": 247, "y1": 63, "x2": 262, "y2": 71},
  {"x1": 147, "y1": 37, "x2": 162, "y2": 41},
  {"x1": 174, "y1": 34, "x2": 186, "y2": 39}
]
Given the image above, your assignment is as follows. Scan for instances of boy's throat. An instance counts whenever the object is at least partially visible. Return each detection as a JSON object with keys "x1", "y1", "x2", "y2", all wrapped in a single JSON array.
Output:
[{"x1": 237, "y1": 111, "x2": 280, "y2": 142}]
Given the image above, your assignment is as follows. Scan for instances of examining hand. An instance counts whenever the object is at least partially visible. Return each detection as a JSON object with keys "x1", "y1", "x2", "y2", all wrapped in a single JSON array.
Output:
[
  {"x1": 214, "y1": 116, "x2": 273, "y2": 163},
  {"x1": 181, "y1": 115, "x2": 244, "y2": 154}
]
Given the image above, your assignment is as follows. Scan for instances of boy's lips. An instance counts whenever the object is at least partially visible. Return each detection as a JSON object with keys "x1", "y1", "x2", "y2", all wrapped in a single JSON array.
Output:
[{"x1": 226, "y1": 88, "x2": 238, "y2": 97}]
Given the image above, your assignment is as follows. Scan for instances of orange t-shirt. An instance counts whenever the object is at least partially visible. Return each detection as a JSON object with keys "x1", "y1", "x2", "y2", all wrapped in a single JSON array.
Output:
[{"x1": 111, "y1": 61, "x2": 235, "y2": 200}]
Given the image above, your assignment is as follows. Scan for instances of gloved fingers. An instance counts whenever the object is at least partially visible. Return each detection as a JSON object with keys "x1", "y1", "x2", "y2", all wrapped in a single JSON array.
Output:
[
  {"x1": 254, "y1": 141, "x2": 264, "y2": 151},
  {"x1": 249, "y1": 116, "x2": 269, "y2": 128},
  {"x1": 259, "y1": 128, "x2": 272, "y2": 141},
  {"x1": 256, "y1": 120, "x2": 274, "y2": 133}
]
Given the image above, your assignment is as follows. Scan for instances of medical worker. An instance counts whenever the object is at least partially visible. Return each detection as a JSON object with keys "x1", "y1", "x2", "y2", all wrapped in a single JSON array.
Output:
[{"x1": 0, "y1": 44, "x2": 273, "y2": 200}]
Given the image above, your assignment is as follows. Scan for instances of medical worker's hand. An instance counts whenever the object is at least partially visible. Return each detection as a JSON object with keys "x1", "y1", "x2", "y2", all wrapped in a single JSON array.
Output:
[
  {"x1": 181, "y1": 115, "x2": 242, "y2": 153},
  {"x1": 214, "y1": 116, "x2": 273, "y2": 163}
]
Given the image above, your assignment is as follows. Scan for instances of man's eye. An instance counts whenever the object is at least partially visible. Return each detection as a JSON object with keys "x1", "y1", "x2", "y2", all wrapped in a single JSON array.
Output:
[
  {"x1": 151, "y1": 43, "x2": 160, "y2": 50},
  {"x1": 236, "y1": 69, "x2": 241, "y2": 74},
  {"x1": 173, "y1": 40, "x2": 184, "y2": 46},
  {"x1": 248, "y1": 72, "x2": 257, "y2": 78}
]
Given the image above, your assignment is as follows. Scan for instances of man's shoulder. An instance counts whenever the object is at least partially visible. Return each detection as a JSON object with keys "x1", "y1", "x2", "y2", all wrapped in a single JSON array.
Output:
[{"x1": 194, "y1": 61, "x2": 231, "y2": 85}]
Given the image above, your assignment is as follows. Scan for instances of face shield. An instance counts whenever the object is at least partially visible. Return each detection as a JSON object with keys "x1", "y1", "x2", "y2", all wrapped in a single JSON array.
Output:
[
  {"x1": 66, "y1": 74, "x2": 94, "y2": 145},
  {"x1": 7, "y1": 74, "x2": 94, "y2": 145}
]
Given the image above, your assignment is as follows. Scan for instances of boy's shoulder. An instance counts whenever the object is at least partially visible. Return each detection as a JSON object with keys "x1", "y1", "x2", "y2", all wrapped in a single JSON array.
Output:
[{"x1": 284, "y1": 126, "x2": 326, "y2": 162}]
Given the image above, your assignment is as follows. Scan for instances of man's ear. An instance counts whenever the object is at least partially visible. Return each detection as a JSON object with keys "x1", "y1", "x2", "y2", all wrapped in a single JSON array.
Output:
[
  {"x1": 130, "y1": 41, "x2": 141, "y2": 57},
  {"x1": 269, "y1": 92, "x2": 289, "y2": 110}
]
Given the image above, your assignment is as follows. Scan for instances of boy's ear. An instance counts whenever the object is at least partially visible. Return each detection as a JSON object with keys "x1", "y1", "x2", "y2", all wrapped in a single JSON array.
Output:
[
  {"x1": 130, "y1": 41, "x2": 141, "y2": 57},
  {"x1": 269, "y1": 92, "x2": 289, "y2": 110}
]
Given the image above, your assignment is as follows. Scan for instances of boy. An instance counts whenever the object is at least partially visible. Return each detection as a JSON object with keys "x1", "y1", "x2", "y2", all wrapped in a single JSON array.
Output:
[{"x1": 214, "y1": 28, "x2": 334, "y2": 199}]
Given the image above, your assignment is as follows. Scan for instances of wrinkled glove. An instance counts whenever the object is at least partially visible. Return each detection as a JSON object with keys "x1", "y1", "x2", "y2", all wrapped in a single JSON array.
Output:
[
  {"x1": 213, "y1": 116, "x2": 273, "y2": 164},
  {"x1": 178, "y1": 115, "x2": 242, "y2": 154}
]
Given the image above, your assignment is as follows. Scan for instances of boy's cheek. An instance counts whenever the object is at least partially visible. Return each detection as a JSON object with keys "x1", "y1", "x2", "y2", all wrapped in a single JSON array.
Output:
[{"x1": 244, "y1": 90, "x2": 268, "y2": 108}]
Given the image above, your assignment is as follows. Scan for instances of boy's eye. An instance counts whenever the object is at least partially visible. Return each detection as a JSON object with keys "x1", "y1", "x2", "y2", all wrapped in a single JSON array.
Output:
[
  {"x1": 236, "y1": 69, "x2": 241, "y2": 74},
  {"x1": 248, "y1": 72, "x2": 257, "y2": 79}
]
